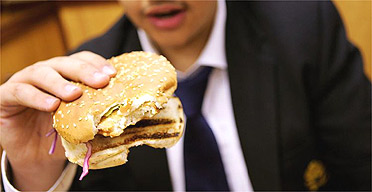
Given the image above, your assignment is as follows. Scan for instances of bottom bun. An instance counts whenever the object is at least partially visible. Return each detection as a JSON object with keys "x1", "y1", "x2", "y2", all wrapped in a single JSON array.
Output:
[{"x1": 61, "y1": 97, "x2": 184, "y2": 169}]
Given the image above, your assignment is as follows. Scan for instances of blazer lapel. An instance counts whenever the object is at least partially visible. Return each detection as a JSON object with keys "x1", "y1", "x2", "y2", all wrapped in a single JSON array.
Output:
[{"x1": 226, "y1": 2, "x2": 281, "y2": 190}]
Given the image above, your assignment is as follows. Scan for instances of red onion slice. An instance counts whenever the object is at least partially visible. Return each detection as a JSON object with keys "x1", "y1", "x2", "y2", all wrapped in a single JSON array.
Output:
[
  {"x1": 46, "y1": 128, "x2": 57, "y2": 155},
  {"x1": 48, "y1": 132, "x2": 58, "y2": 155},
  {"x1": 45, "y1": 128, "x2": 56, "y2": 137},
  {"x1": 79, "y1": 142, "x2": 92, "y2": 180}
]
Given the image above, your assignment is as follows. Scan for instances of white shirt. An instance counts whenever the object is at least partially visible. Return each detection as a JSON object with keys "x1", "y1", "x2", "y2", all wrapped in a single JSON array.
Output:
[
  {"x1": 1, "y1": 1, "x2": 252, "y2": 191},
  {"x1": 138, "y1": 1, "x2": 252, "y2": 191}
]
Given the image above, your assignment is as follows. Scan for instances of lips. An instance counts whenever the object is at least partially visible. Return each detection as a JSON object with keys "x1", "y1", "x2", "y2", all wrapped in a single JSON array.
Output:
[{"x1": 145, "y1": 4, "x2": 186, "y2": 30}]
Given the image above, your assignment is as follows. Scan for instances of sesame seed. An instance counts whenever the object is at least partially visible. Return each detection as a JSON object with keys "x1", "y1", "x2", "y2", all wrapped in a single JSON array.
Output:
[
  {"x1": 85, "y1": 117, "x2": 88, "y2": 121},
  {"x1": 61, "y1": 125, "x2": 64, "y2": 128},
  {"x1": 79, "y1": 117, "x2": 83, "y2": 121},
  {"x1": 73, "y1": 123, "x2": 77, "y2": 127},
  {"x1": 67, "y1": 110, "x2": 71, "y2": 114},
  {"x1": 66, "y1": 125, "x2": 69, "y2": 128}
]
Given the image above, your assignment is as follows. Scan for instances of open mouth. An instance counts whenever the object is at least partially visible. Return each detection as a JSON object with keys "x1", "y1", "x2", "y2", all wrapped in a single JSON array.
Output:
[
  {"x1": 149, "y1": 9, "x2": 183, "y2": 19},
  {"x1": 145, "y1": 4, "x2": 186, "y2": 29}
]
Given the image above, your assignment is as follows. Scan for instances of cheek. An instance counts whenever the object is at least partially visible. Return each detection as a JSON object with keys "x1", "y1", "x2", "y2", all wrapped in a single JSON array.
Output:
[
  {"x1": 189, "y1": 2, "x2": 217, "y2": 24},
  {"x1": 120, "y1": 2, "x2": 145, "y2": 28},
  {"x1": 181, "y1": 2, "x2": 217, "y2": 37}
]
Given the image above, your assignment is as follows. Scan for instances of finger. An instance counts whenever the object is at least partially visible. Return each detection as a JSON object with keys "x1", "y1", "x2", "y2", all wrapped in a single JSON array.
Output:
[
  {"x1": 44, "y1": 56, "x2": 110, "y2": 88},
  {"x1": 70, "y1": 51, "x2": 116, "y2": 77},
  {"x1": 2, "y1": 83, "x2": 60, "y2": 112},
  {"x1": 19, "y1": 65, "x2": 82, "y2": 101}
]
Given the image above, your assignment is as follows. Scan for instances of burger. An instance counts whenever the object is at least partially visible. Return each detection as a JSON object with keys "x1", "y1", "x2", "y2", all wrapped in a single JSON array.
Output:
[{"x1": 51, "y1": 51, "x2": 184, "y2": 180}]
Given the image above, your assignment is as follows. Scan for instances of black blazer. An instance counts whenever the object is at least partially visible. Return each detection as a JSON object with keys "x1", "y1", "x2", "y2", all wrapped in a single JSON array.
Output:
[{"x1": 70, "y1": 1, "x2": 371, "y2": 191}]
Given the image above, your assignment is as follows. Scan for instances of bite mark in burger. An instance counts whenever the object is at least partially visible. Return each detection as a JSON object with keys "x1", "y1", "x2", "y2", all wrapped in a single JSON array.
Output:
[{"x1": 52, "y1": 52, "x2": 184, "y2": 180}]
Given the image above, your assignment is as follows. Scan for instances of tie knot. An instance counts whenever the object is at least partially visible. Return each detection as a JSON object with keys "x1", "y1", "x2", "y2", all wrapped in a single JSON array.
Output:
[{"x1": 175, "y1": 67, "x2": 213, "y2": 117}]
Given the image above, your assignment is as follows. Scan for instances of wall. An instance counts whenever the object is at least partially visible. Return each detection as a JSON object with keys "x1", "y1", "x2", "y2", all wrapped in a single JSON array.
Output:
[
  {"x1": 334, "y1": 0, "x2": 371, "y2": 79},
  {"x1": 0, "y1": 2, "x2": 371, "y2": 189},
  {"x1": 0, "y1": 1, "x2": 124, "y2": 83},
  {"x1": 1, "y1": 1, "x2": 370, "y2": 83}
]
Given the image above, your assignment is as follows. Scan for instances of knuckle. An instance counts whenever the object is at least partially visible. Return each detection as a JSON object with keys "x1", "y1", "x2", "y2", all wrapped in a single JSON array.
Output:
[
  {"x1": 80, "y1": 50, "x2": 92, "y2": 55},
  {"x1": 42, "y1": 68, "x2": 55, "y2": 82},
  {"x1": 31, "y1": 65, "x2": 48, "y2": 79},
  {"x1": 7, "y1": 61, "x2": 50, "y2": 83},
  {"x1": 79, "y1": 62, "x2": 90, "y2": 71},
  {"x1": 25, "y1": 64, "x2": 39, "y2": 73},
  {"x1": 12, "y1": 84, "x2": 24, "y2": 102},
  {"x1": 73, "y1": 51, "x2": 92, "y2": 58},
  {"x1": 48, "y1": 56, "x2": 67, "y2": 65},
  {"x1": 34, "y1": 61, "x2": 46, "y2": 67},
  {"x1": 7, "y1": 71, "x2": 22, "y2": 82}
]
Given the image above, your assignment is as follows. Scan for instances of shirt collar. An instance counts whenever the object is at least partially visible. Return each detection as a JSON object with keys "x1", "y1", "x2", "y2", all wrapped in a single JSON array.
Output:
[{"x1": 137, "y1": 0, "x2": 227, "y2": 78}]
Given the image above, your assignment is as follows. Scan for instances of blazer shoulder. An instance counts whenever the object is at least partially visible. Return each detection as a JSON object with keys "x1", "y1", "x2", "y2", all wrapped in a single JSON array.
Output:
[{"x1": 241, "y1": 1, "x2": 345, "y2": 68}]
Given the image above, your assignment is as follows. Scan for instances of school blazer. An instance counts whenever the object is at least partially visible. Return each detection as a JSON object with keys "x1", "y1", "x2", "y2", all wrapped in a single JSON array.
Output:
[{"x1": 69, "y1": 1, "x2": 371, "y2": 191}]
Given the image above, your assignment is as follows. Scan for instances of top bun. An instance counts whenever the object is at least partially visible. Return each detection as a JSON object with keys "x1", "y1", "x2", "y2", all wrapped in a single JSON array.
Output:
[{"x1": 53, "y1": 51, "x2": 177, "y2": 144}]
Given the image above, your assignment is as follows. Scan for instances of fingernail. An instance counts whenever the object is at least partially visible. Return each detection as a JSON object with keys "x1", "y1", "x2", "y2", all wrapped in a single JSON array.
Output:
[
  {"x1": 102, "y1": 65, "x2": 116, "y2": 75},
  {"x1": 46, "y1": 97, "x2": 58, "y2": 106},
  {"x1": 65, "y1": 84, "x2": 79, "y2": 92},
  {"x1": 93, "y1": 72, "x2": 108, "y2": 80}
]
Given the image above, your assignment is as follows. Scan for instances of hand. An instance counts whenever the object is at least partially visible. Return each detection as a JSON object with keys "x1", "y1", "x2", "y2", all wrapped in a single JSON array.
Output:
[{"x1": 0, "y1": 51, "x2": 116, "y2": 190}]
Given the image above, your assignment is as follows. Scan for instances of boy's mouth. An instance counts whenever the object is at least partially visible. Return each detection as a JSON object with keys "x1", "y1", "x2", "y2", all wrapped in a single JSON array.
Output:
[{"x1": 145, "y1": 4, "x2": 186, "y2": 30}]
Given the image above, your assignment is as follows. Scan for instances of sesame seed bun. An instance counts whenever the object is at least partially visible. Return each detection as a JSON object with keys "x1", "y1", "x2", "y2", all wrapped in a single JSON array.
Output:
[
  {"x1": 61, "y1": 97, "x2": 184, "y2": 169},
  {"x1": 52, "y1": 51, "x2": 184, "y2": 170},
  {"x1": 53, "y1": 51, "x2": 177, "y2": 144}
]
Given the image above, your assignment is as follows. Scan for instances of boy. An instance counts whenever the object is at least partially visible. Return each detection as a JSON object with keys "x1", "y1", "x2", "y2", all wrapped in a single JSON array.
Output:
[{"x1": 1, "y1": 1, "x2": 370, "y2": 191}]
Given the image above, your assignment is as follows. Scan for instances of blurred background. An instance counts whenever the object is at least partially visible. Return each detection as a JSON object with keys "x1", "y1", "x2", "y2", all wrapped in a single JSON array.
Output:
[
  {"x1": 0, "y1": 1, "x2": 371, "y2": 84},
  {"x1": 0, "y1": 0, "x2": 371, "y2": 189}
]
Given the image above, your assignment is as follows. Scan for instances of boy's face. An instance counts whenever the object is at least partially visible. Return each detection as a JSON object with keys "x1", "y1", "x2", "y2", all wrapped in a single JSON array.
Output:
[{"x1": 120, "y1": 0, "x2": 217, "y2": 49}]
